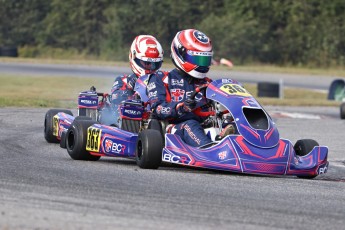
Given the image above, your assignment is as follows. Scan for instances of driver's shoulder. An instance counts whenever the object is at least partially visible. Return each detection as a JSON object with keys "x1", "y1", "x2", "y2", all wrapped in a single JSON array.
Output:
[{"x1": 148, "y1": 70, "x2": 169, "y2": 83}]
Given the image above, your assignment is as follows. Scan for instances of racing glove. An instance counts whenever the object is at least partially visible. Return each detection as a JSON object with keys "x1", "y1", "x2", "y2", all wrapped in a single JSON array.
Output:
[
  {"x1": 176, "y1": 98, "x2": 196, "y2": 116},
  {"x1": 127, "y1": 77, "x2": 137, "y2": 90}
]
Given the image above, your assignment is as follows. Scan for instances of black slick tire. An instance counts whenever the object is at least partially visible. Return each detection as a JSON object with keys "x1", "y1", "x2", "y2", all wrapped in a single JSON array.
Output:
[
  {"x1": 294, "y1": 139, "x2": 319, "y2": 179},
  {"x1": 340, "y1": 102, "x2": 345, "y2": 119},
  {"x1": 44, "y1": 109, "x2": 73, "y2": 143},
  {"x1": 147, "y1": 119, "x2": 164, "y2": 138},
  {"x1": 136, "y1": 129, "x2": 163, "y2": 169},
  {"x1": 66, "y1": 119, "x2": 100, "y2": 161}
]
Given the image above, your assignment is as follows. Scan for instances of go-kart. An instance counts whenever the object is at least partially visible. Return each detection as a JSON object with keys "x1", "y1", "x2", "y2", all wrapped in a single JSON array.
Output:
[
  {"x1": 44, "y1": 77, "x2": 328, "y2": 179},
  {"x1": 136, "y1": 78, "x2": 329, "y2": 179},
  {"x1": 43, "y1": 86, "x2": 148, "y2": 156}
]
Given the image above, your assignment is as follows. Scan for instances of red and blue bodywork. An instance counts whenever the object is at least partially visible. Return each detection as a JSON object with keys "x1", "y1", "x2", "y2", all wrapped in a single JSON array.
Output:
[
  {"x1": 53, "y1": 90, "x2": 142, "y2": 158},
  {"x1": 160, "y1": 79, "x2": 329, "y2": 177},
  {"x1": 53, "y1": 78, "x2": 328, "y2": 178}
]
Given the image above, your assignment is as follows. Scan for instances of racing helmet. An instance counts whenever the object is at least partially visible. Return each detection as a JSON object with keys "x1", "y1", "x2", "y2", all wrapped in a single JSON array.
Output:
[
  {"x1": 171, "y1": 29, "x2": 213, "y2": 79},
  {"x1": 129, "y1": 35, "x2": 164, "y2": 77}
]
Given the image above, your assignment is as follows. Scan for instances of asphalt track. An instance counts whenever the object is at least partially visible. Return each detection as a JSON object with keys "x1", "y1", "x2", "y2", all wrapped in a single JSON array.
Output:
[{"x1": 0, "y1": 62, "x2": 345, "y2": 229}]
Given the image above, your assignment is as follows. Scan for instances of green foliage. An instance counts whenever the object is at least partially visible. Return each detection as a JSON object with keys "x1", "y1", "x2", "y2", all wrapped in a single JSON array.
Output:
[
  {"x1": 0, "y1": 0, "x2": 344, "y2": 66},
  {"x1": 0, "y1": 0, "x2": 51, "y2": 46}
]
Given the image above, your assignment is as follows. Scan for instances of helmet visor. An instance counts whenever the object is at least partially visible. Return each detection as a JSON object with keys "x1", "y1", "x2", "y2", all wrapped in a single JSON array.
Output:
[
  {"x1": 183, "y1": 50, "x2": 213, "y2": 67},
  {"x1": 134, "y1": 58, "x2": 162, "y2": 71}
]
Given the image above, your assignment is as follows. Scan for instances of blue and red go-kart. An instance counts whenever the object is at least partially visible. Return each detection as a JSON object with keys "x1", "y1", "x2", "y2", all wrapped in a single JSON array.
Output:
[
  {"x1": 44, "y1": 86, "x2": 148, "y2": 149},
  {"x1": 44, "y1": 78, "x2": 329, "y2": 179}
]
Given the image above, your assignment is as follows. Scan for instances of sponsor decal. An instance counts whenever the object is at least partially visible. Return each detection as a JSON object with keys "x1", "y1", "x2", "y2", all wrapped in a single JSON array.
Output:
[
  {"x1": 86, "y1": 127, "x2": 101, "y2": 152},
  {"x1": 220, "y1": 84, "x2": 251, "y2": 97},
  {"x1": 105, "y1": 139, "x2": 112, "y2": 152},
  {"x1": 163, "y1": 153, "x2": 190, "y2": 164},
  {"x1": 104, "y1": 139, "x2": 126, "y2": 154},
  {"x1": 170, "y1": 89, "x2": 185, "y2": 102},
  {"x1": 156, "y1": 105, "x2": 171, "y2": 115},
  {"x1": 161, "y1": 106, "x2": 171, "y2": 114},
  {"x1": 124, "y1": 109, "x2": 141, "y2": 115},
  {"x1": 218, "y1": 151, "x2": 227, "y2": 160},
  {"x1": 80, "y1": 99, "x2": 97, "y2": 105},
  {"x1": 171, "y1": 79, "x2": 184, "y2": 86},
  {"x1": 186, "y1": 91, "x2": 203, "y2": 101},
  {"x1": 187, "y1": 50, "x2": 212, "y2": 56},
  {"x1": 53, "y1": 115, "x2": 59, "y2": 137},
  {"x1": 163, "y1": 153, "x2": 180, "y2": 163},
  {"x1": 148, "y1": 91, "x2": 157, "y2": 98},
  {"x1": 222, "y1": 79, "x2": 235, "y2": 84},
  {"x1": 318, "y1": 163, "x2": 328, "y2": 174},
  {"x1": 146, "y1": 57, "x2": 160, "y2": 62},
  {"x1": 147, "y1": 82, "x2": 156, "y2": 91},
  {"x1": 156, "y1": 105, "x2": 162, "y2": 114},
  {"x1": 184, "y1": 124, "x2": 201, "y2": 145}
]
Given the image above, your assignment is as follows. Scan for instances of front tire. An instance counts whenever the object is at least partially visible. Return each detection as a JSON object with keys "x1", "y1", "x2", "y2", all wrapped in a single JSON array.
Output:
[
  {"x1": 340, "y1": 102, "x2": 345, "y2": 119},
  {"x1": 294, "y1": 139, "x2": 319, "y2": 157},
  {"x1": 294, "y1": 139, "x2": 319, "y2": 179},
  {"x1": 136, "y1": 129, "x2": 163, "y2": 169},
  {"x1": 66, "y1": 119, "x2": 100, "y2": 161},
  {"x1": 44, "y1": 109, "x2": 73, "y2": 143}
]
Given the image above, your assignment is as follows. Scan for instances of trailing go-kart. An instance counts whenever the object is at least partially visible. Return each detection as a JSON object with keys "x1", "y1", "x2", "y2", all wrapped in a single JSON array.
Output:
[
  {"x1": 43, "y1": 86, "x2": 149, "y2": 158},
  {"x1": 44, "y1": 78, "x2": 329, "y2": 179}
]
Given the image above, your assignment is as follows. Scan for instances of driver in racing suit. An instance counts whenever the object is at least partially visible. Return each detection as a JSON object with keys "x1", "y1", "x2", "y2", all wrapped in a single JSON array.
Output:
[
  {"x1": 147, "y1": 29, "x2": 233, "y2": 147},
  {"x1": 101, "y1": 35, "x2": 164, "y2": 126}
]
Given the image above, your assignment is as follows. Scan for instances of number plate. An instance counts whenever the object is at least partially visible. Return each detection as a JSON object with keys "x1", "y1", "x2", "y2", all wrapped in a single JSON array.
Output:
[
  {"x1": 220, "y1": 84, "x2": 251, "y2": 97},
  {"x1": 86, "y1": 127, "x2": 101, "y2": 152}
]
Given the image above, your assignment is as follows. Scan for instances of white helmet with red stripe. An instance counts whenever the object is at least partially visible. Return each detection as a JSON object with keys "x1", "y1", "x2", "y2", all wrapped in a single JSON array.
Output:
[
  {"x1": 171, "y1": 29, "x2": 213, "y2": 79},
  {"x1": 129, "y1": 35, "x2": 164, "y2": 77}
]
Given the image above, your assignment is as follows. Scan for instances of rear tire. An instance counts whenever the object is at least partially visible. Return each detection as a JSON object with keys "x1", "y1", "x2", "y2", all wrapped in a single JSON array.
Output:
[
  {"x1": 74, "y1": 116, "x2": 92, "y2": 121},
  {"x1": 340, "y1": 102, "x2": 345, "y2": 119},
  {"x1": 136, "y1": 129, "x2": 163, "y2": 169},
  {"x1": 66, "y1": 119, "x2": 100, "y2": 161},
  {"x1": 294, "y1": 139, "x2": 319, "y2": 179},
  {"x1": 44, "y1": 109, "x2": 73, "y2": 143},
  {"x1": 147, "y1": 119, "x2": 164, "y2": 138}
]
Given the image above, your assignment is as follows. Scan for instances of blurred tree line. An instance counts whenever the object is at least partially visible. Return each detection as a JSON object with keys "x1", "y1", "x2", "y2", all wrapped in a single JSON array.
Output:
[{"x1": 0, "y1": 0, "x2": 344, "y2": 67}]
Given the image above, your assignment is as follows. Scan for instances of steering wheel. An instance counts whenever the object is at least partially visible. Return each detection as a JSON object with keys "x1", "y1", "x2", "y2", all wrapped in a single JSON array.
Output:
[
  {"x1": 189, "y1": 84, "x2": 209, "y2": 100},
  {"x1": 188, "y1": 83, "x2": 215, "y2": 117}
]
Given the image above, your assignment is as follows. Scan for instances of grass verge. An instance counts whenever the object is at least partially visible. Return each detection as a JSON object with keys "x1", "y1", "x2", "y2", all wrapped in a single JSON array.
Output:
[
  {"x1": 0, "y1": 74, "x2": 340, "y2": 108},
  {"x1": 0, "y1": 75, "x2": 113, "y2": 108}
]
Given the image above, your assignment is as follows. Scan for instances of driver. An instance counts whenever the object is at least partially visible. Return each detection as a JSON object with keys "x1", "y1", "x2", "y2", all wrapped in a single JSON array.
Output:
[
  {"x1": 111, "y1": 34, "x2": 164, "y2": 104},
  {"x1": 104, "y1": 35, "x2": 164, "y2": 126},
  {"x1": 147, "y1": 29, "x2": 234, "y2": 147}
]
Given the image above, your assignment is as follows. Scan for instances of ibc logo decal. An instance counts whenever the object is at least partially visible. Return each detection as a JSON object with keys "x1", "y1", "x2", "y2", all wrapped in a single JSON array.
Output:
[
  {"x1": 105, "y1": 139, "x2": 113, "y2": 152},
  {"x1": 163, "y1": 153, "x2": 191, "y2": 164},
  {"x1": 104, "y1": 139, "x2": 126, "y2": 154},
  {"x1": 318, "y1": 163, "x2": 328, "y2": 174}
]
